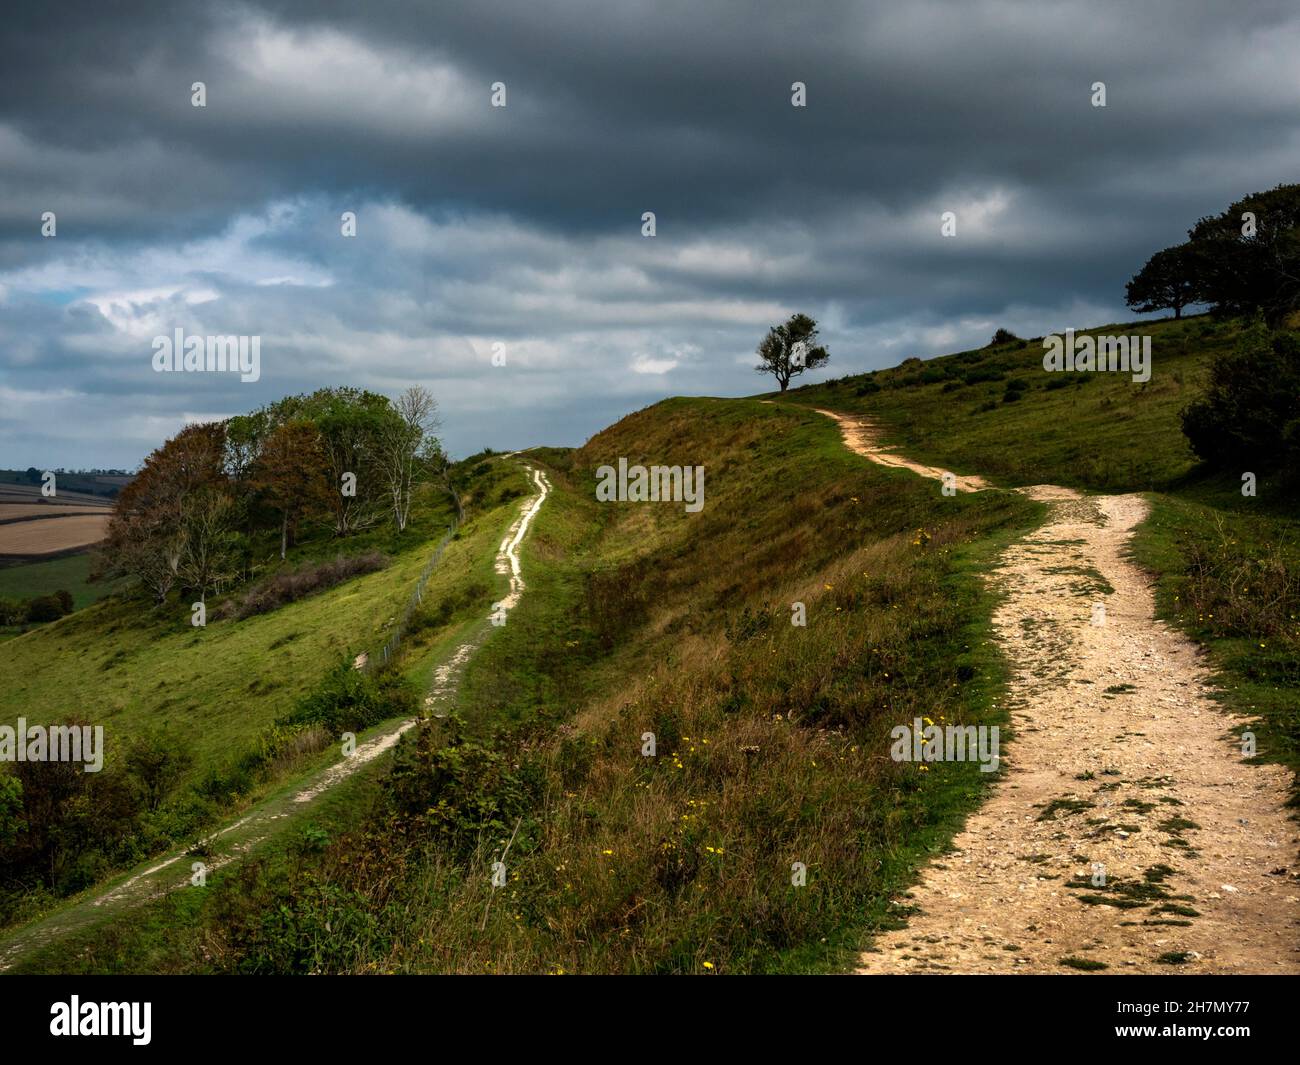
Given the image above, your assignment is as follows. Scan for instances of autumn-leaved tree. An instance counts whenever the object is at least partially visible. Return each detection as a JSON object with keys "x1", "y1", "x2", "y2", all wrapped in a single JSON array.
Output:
[
  {"x1": 101, "y1": 422, "x2": 227, "y2": 602},
  {"x1": 252, "y1": 420, "x2": 333, "y2": 559}
]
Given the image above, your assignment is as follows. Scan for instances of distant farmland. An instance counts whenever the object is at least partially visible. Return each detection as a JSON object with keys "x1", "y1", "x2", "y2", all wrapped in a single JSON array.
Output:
[
  {"x1": 0, "y1": 504, "x2": 113, "y2": 522},
  {"x1": 0, "y1": 483, "x2": 116, "y2": 509},
  {"x1": 0, "y1": 482, "x2": 116, "y2": 563},
  {"x1": 0, "y1": 514, "x2": 112, "y2": 559}
]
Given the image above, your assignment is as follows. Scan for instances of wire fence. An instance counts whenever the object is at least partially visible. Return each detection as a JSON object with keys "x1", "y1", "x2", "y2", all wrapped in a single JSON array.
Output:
[{"x1": 362, "y1": 513, "x2": 462, "y2": 673}]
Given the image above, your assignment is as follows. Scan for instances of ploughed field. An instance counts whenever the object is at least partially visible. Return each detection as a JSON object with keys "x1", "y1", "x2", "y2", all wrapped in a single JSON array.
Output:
[{"x1": 0, "y1": 486, "x2": 113, "y2": 560}]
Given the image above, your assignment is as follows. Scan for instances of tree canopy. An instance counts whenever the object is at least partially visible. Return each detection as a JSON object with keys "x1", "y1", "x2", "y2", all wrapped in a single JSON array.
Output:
[
  {"x1": 1126, "y1": 184, "x2": 1300, "y2": 326},
  {"x1": 754, "y1": 313, "x2": 830, "y2": 391},
  {"x1": 100, "y1": 386, "x2": 447, "y2": 605}
]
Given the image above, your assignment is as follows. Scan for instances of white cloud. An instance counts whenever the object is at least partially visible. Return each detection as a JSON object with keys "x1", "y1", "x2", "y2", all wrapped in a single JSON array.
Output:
[{"x1": 631, "y1": 354, "x2": 679, "y2": 375}]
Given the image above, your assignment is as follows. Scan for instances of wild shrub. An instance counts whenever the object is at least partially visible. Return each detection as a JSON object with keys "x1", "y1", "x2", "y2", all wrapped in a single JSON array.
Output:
[
  {"x1": 1180, "y1": 320, "x2": 1300, "y2": 475},
  {"x1": 24, "y1": 592, "x2": 73, "y2": 624},
  {"x1": 277, "y1": 662, "x2": 418, "y2": 736},
  {"x1": 384, "y1": 716, "x2": 533, "y2": 854},
  {"x1": 0, "y1": 747, "x2": 149, "y2": 916},
  {"x1": 215, "y1": 551, "x2": 388, "y2": 620},
  {"x1": 123, "y1": 730, "x2": 194, "y2": 812}
]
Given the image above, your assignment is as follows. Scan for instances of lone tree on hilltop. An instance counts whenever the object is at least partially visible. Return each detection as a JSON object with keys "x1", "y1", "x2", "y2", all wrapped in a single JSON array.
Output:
[{"x1": 754, "y1": 313, "x2": 829, "y2": 391}]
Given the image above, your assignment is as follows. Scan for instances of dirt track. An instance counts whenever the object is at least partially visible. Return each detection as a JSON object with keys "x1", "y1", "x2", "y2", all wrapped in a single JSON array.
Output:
[{"x1": 814, "y1": 410, "x2": 1299, "y2": 975}]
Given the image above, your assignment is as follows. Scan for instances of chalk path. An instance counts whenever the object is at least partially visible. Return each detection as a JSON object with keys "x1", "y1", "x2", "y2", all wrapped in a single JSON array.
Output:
[{"x1": 812, "y1": 410, "x2": 1297, "y2": 974}]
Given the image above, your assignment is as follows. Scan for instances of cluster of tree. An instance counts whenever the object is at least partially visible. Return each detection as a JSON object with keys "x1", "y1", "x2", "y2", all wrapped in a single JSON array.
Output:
[
  {"x1": 17, "y1": 468, "x2": 128, "y2": 479},
  {"x1": 99, "y1": 386, "x2": 449, "y2": 606},
  {"x1": 0, "y1": 589, "x2": 74, "y2": 627},
  {"x1": 1126, "y1": 184, "x2": 1300, "y2": 325},
  {"x1": 15, "y1": 467, "x2": 125, "y2": 498}
]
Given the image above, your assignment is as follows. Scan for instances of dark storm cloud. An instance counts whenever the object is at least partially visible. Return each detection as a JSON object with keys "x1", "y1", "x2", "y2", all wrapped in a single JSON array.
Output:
[{"x1": 2, "y1": 0, "x2": 1299, "y2": 466}]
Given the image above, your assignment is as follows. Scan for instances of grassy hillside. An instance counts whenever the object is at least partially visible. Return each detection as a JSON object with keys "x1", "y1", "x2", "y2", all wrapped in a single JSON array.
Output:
[
  {"x1": 0, "y1": 457, "x2": 534, "y2": 931},
  {"x1": 0, "y1": 494, "x2": 454, "y2": 785},
  {"x1": 8, "y1": 315, "x2": 1294, "y2": 975},
  {"x1": 788, "y1": 315, "x2": 1230, "y2": 493},
  {"x1": 41, "y1": 397, "x2": 1046, "y2": 974},
  {"x1": 786, "y1": 313, "x2": 1300, "y2": 793}
]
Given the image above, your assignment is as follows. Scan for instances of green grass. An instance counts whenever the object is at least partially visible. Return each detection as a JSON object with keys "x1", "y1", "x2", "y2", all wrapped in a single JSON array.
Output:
[
  {"x1": 787, "y1": 314, "x2": 1233, "y2": 494},
  {"x1": 0, "y1": 553, "x2": 123, "y2": 609},
  {"x1": 0, "y1": 456, "x2": 535, "y2": 956},
  {"x1": 1, "y1": 531, "x2": 440, "y2": 788},
  {"x1": 102, "y1": 396, "x2": 1040, "y2": 975},
  {"x1": 1130, "y1": 485, "x2": 1300, "y2": 795},
  {"x1": 788, "y1": 313, "x2": 1300, "y2": 797}
]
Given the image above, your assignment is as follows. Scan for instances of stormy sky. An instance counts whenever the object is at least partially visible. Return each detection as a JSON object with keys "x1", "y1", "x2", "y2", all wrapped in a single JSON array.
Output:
[{"x1": 2, "y1": 0, "x2": 1298, "y2": 468}]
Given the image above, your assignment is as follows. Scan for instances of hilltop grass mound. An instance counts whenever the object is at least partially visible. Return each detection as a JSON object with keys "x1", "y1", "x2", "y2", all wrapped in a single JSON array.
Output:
[
  {"x1": 787, "y1": 313, "x2": 1300, "y2": 792},
  {"x1": 788, "y1": 315, "x2": 1232, "y2": 494}
]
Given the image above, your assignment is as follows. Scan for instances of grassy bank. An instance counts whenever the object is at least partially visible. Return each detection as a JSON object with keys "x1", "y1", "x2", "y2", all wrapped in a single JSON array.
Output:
[
  {"x1": 0, "y1": 457, "x2": 539, "y2": 932},
  {"x1": 0, "y1": 553, "x2": 123, "y2": 610},
  {"x1": 1130, "y1": 481, "x2": 1300, "y2": 796},
  {"x1": 788, "y1": 315, "x2": 1229, "y2": 493}
]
